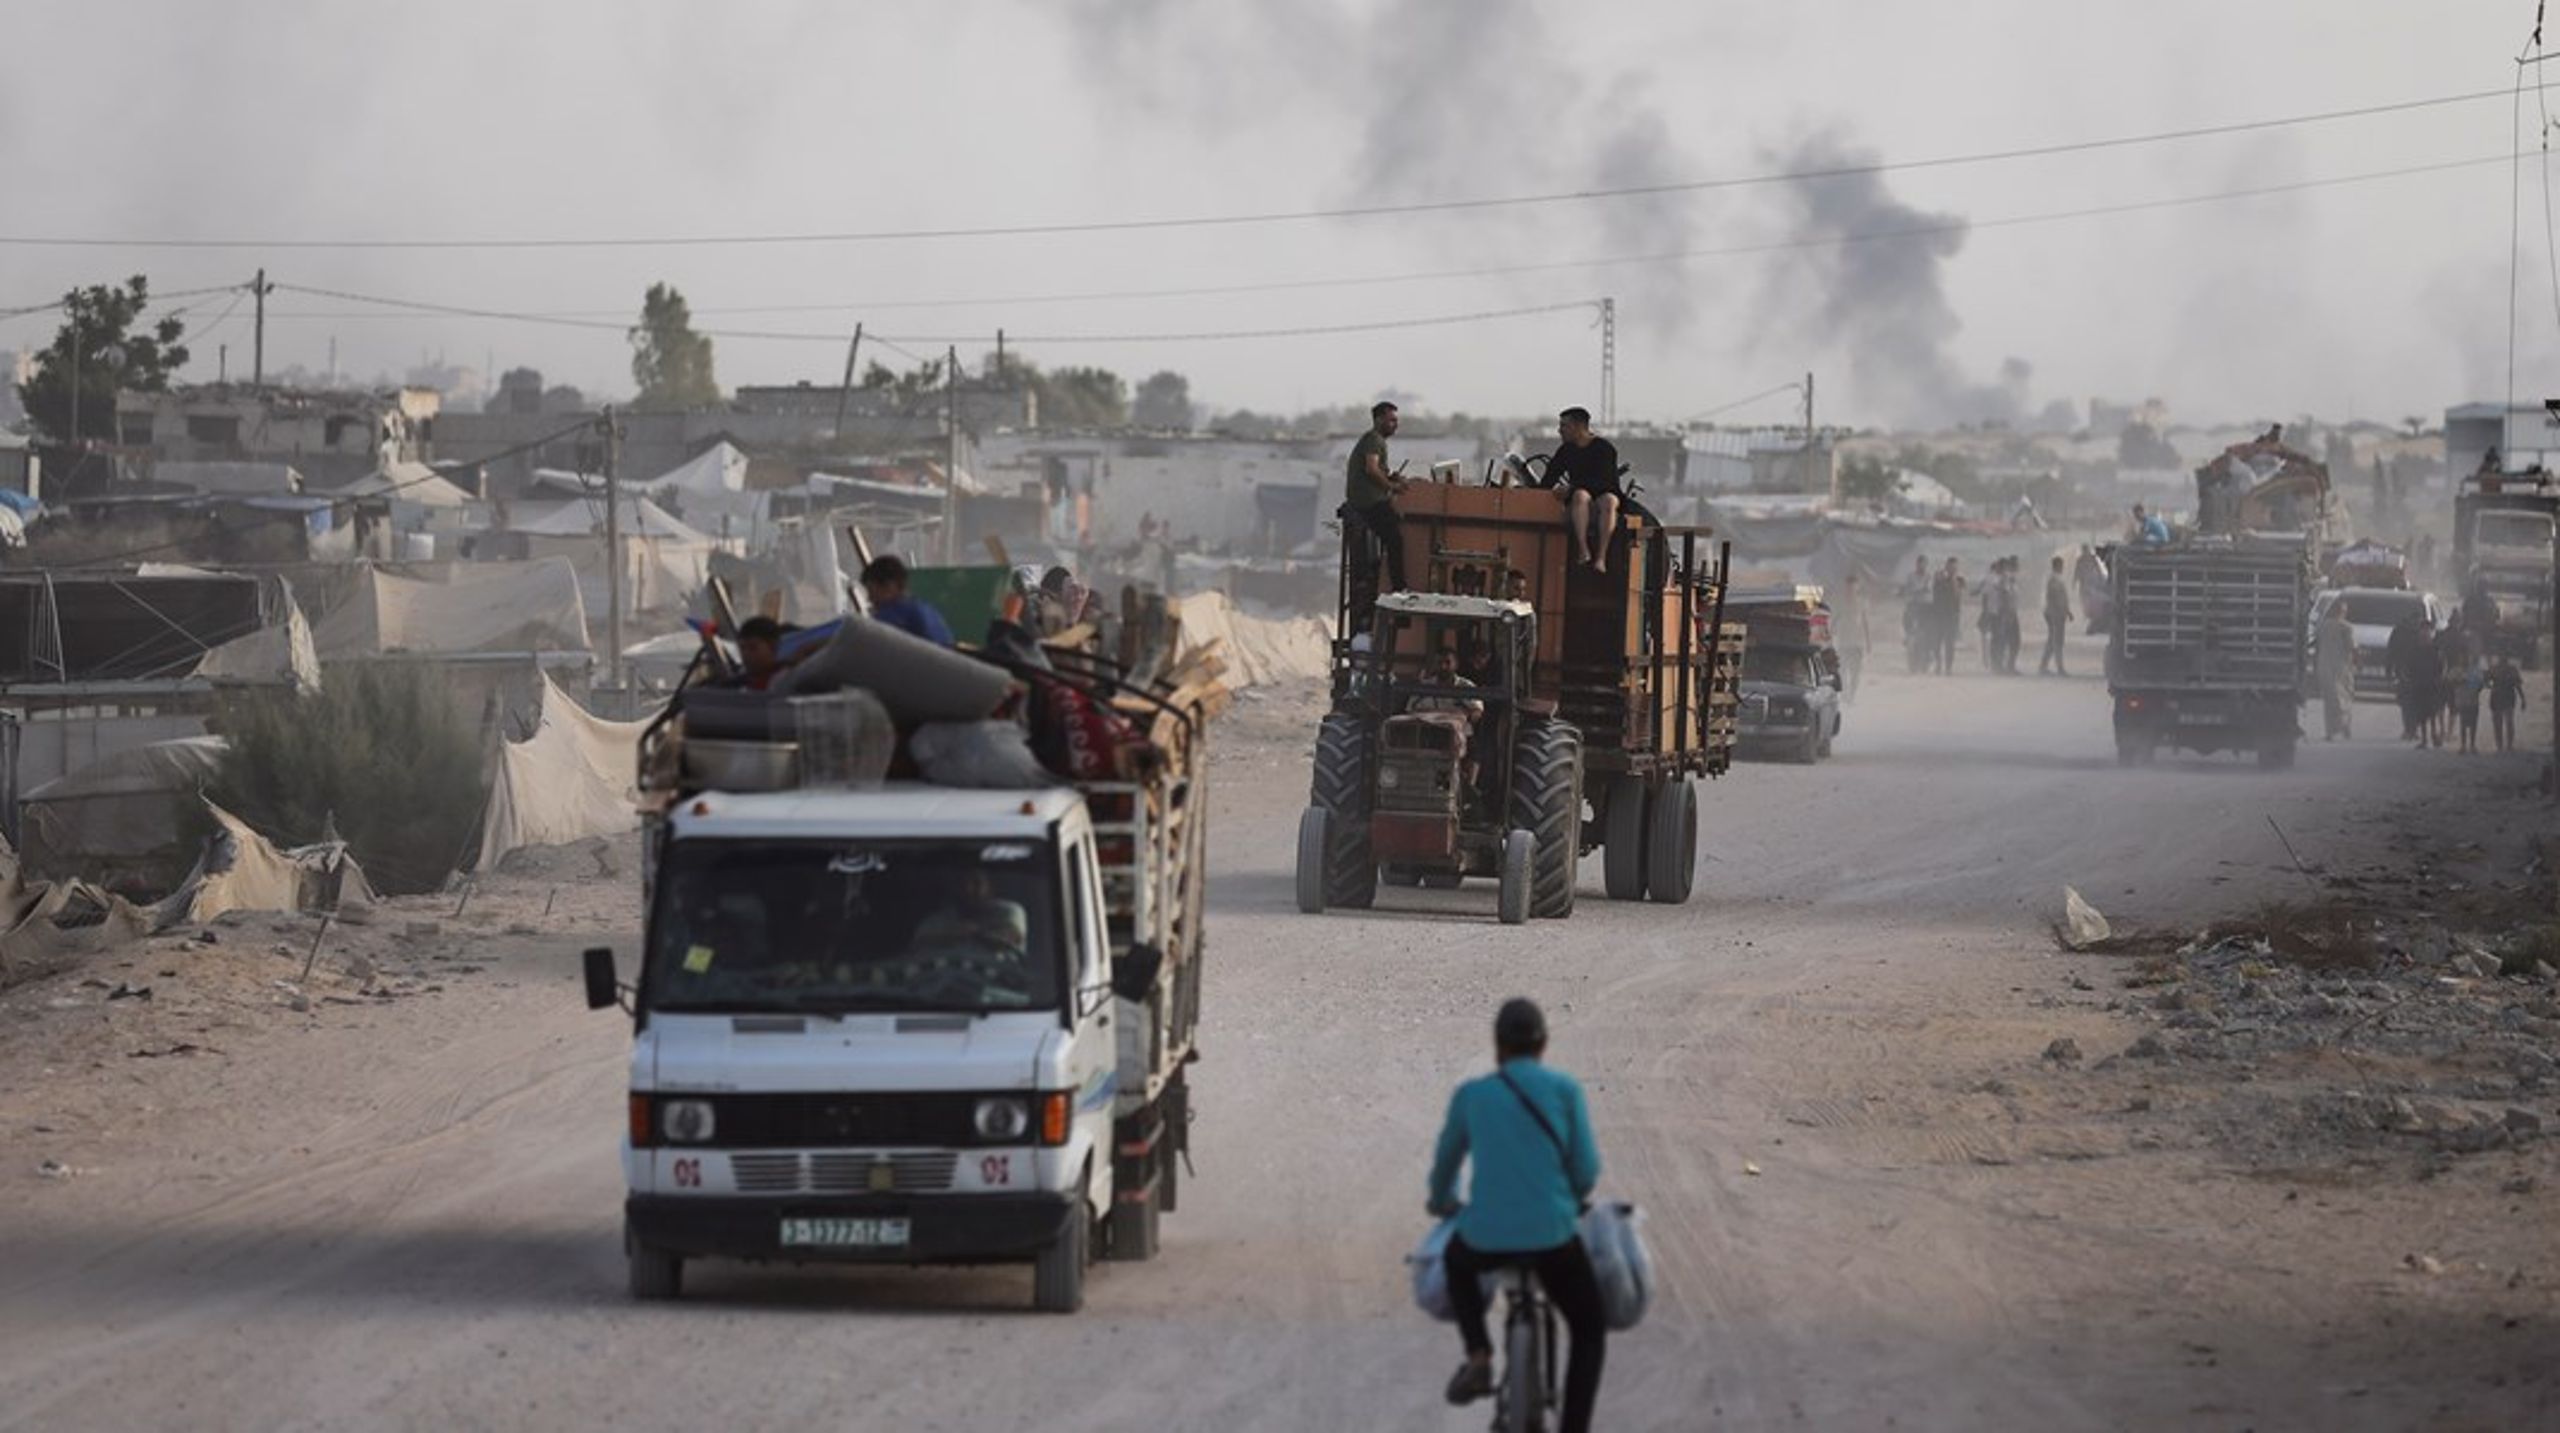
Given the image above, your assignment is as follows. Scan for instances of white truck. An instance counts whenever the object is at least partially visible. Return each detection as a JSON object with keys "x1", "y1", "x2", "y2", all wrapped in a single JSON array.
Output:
[{"x1": 583, "y1": 671, "x2": 1208, "y2": 1313}]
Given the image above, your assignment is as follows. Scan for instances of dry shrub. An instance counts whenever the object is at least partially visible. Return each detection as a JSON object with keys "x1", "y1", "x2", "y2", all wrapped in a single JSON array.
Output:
[{"x1": 207, "y1": 664, "x2": 487, "y2": 895}]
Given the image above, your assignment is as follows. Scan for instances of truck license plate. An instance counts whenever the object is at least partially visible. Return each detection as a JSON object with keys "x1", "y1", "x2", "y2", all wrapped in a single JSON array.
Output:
[
  {"x1": 780, "y1": 1217, "x2": 910, "y2": 1248},
  {"x1": 2175, "y1": 711, "x2": 2227, "y2": 726}
]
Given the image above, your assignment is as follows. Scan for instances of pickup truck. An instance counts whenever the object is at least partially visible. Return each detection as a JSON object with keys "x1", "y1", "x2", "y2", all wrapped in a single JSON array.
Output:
[{"x1": 585, "y1": 661, "x2": 1208, "y2": 1313}]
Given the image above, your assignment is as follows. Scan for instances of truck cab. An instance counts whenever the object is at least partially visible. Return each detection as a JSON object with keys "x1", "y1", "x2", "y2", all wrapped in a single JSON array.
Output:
[
  {"x1": 2454, "y1": 470, "x2": 2557, "y2": 667},
  {"x1": 1726, "y1": 587, "x2": 1843, "y2": 764}
]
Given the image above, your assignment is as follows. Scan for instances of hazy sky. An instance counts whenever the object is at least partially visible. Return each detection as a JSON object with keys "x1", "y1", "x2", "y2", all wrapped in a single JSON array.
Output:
[{"x1": 3, "y1": 0, "x2": 2555, "y2": 429}]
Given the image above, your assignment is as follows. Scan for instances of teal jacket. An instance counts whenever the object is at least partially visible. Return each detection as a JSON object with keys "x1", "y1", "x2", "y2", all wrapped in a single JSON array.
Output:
[{"x1": 1427, "y1": 1058, "x2": 1601, "y2": 1253}]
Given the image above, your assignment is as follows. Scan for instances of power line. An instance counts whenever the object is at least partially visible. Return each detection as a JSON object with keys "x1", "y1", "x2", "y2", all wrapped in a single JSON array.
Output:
[
  {"x1": 0, "y1": 85, "x2": 2518, "y2": 252},
  {"x1": 1688, "y1": 381, "x2": 1805, "y2": 422},
  {"x1": 247, "y1": 154, "x2": 2502, "y2": 347},
  {"x1": 272, "y1": 282, "x2": 1600, "y2": 345}
]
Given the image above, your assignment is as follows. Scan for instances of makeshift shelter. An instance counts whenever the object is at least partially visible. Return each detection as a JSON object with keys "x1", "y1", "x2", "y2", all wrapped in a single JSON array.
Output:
[
  {"x1": 311, "y1": 559, "x2": 591, "y2": 661},
  {"x1": 498, "y1": 494, "x2": 721, "y2": 616},
  {"x1": 474, "y1": 673, "x2": 647, "y2": 871},
  {"x1": 0, "y1": 843, "x2": 151, "y2": 986},
  {"x1": 152, "y1": 800, "x2": 374, "y2": 928},
  {"x1": 18, "y1": 736, "x2": 228, "y2": 892},
  {"x1": 644, "y1": 441, "x2": 769, "y2": 543}
]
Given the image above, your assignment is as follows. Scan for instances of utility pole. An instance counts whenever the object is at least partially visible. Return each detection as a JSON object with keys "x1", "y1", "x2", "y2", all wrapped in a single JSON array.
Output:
[
  {"x1": 1805, "y1": 371, "x2": 1826, "y2": 503},
  {"x1": 1599, "y1": 298, "x2": 1617, "y2": 427},
  {"x1": 601, "y1": 407, "x2": 623, "y2": 694},
  {"x1": 250, "y1": 268, "x2": 272, "y2": 390},
  {"x1": 830, "y1": 322, "x2": 864, "y2": 440},
  {"x1": 943, "y1": 344, "x2": 962, "y2": 564}
]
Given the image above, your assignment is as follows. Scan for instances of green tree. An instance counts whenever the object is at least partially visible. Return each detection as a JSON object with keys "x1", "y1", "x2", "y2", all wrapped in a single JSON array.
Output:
[
  {"x1": 1131, "y1": 370, "x2": 1192, "y2": 429},
  {"x1": 628, "y1": 282, "x2": 719, "y2": 410},
  {"x1": 861, "y1": 356, "x2": 949, "y2": 400},
  {"x1": 15, "y1": 276, "x2": 190, "y2": 444},
  {"x1": 207, "y1": 664, "x2": 488, "y2": 896},
  {"x1": 1040, "y1": 365, "x2": 1128, "y2": 427}
]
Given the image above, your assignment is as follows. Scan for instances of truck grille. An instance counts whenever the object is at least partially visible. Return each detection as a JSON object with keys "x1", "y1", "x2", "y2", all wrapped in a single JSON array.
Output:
[{"x1": 724, "y1": 1151, "x2": 959, "y2": 1194}]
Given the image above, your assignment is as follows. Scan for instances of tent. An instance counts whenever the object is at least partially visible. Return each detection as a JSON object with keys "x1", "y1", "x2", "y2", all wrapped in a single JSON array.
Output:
[
  {"x1": 505, "y1": 495, "x2": 720, "y2": 616},
  {"x1": 152, "y1": 801, "x2": 374, "y2": 928},
  {"x1": 312, "y1": 559, "x2": 592, "y2": 660},
  {"x1": 343, "y1": 460, "x2": 476, "y2": 508},
  {"x1": 191, "y1": 599, "x2": 321, "y2": 691},
  {"x1": 475, "y1": 672, "x2": 647, "y2": 871},
  {"x1": 644, "y1": 441, "x2": 768, "y2": 541},
  {"x1": 18, "y1": 737, "x2": 229, "y2": 891}
]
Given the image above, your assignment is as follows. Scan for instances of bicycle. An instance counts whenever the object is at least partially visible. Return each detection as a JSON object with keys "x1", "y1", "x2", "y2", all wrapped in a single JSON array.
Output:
[{"x1": 1488, "y1": 1264, "x2": 1561, "y2": 1433}]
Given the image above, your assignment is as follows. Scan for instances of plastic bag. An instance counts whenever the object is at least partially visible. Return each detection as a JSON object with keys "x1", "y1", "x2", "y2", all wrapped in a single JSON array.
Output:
[
  {"x1": 908, "y1": 721, "x2": 1060, "y2": 789},
  {"x1": 1581, "y1": 1201, "x2": 1654, "y2": 1332},
  {"x1": 1408, "y1": 1218, "x2": 1463, "y2": 1322}
]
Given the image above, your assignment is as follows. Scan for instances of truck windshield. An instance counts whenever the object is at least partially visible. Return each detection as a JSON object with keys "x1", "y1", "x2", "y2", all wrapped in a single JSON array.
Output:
[
  {"x1": 1743, "y1": 647, "x2": 1814, "y2": 685},
  {"x1": 2476, "y1": 510, "x2": 2554, "y2": 554},
  {"x1": 644, "y1": 839, "x2": 1062, "y2": 1015},
  {"x1": 2340, "y1": 592, "x2": 2424, "y2": 626}
]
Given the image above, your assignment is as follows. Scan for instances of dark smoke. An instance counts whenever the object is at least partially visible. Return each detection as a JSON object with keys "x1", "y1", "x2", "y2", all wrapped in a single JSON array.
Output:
[{"x1": 1752, "y1": 134, "x2": 2036, "y2": 428}]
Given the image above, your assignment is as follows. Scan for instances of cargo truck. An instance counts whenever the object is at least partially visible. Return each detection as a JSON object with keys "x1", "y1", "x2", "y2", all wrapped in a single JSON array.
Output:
[
  {"x1": 585, "y1": 654, "x2": 1208, "y2": 1313},
  {"x1": 2106, "y1": 536, "x2": 2314, "y2": 767}
]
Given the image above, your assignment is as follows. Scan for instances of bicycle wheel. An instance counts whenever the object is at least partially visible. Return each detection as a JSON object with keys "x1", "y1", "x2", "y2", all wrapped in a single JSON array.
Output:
[{"x1": 1501, "y1": 1310, "x2": 1546, "y2": 1433}]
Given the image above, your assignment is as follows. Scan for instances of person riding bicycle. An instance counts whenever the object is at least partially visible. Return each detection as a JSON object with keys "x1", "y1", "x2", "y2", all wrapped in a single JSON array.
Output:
[{"x1": 1426, "y1": 997, "x2": 1608, "y2": 1432}]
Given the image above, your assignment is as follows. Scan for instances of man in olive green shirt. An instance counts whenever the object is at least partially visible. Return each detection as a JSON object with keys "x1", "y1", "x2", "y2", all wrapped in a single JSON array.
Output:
[{"x1": 1345, "y1": 401, "x2": 1409, "y2": 592}]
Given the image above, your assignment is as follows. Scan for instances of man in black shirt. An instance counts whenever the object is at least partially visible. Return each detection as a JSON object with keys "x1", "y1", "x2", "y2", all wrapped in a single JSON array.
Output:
[{"x1": 1538, "y1": 407, "x2": 1625, "y2": 573}]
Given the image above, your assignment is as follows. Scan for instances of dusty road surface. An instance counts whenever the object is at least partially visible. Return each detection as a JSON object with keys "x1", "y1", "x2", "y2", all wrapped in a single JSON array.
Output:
[{"x1": 4, "y1": 662, "x2": 2555, "y2": 1432}]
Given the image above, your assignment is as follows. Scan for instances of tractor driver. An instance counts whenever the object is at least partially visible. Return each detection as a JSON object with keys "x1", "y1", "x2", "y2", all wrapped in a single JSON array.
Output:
[{"x1": 1410, "y1": 644, "x2": 1489, "y2": 803}]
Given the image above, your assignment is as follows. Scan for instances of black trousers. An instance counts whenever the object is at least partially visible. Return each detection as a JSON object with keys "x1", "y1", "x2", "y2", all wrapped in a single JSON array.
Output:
[
  {"x1": 1444, "y1": 1234, "x2": 1608, "y2": 1433},
  {"x1": 1349, "y1": 501, "x2": 1407, "y2": 592}
]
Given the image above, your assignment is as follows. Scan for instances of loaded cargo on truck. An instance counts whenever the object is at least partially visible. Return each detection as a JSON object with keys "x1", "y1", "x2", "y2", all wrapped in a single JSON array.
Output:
[{"x1": 583, "y1": 599, "x2": 1214, "y2": 1312}]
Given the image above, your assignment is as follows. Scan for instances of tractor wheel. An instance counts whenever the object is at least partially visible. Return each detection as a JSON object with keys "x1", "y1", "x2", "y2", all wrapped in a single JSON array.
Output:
[
  {"x1": 1644, "y1": 777, "x2": 1698, "y2": 905},
  {"x1": 1600, "y1": 775, "x2": 1649, "y2": 902},
  {"x1": 1294, "y1": 808, "x2": 1330, "y2": 914},
  {"x1": 1497, "y1": 830, "x2": 1534, "y2": 926},
  {"x1": 1311, "y1": 713, "x2": 1376, "y2": 910},
  {"x1": 1509, "y1": 719, "x2": 1584, "y2": 920}
]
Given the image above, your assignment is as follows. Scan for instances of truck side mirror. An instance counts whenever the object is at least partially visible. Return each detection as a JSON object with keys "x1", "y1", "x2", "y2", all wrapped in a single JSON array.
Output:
[
  {"x1": 582, "y1": 947, "x2": 620, "y2": 1011},
  {"x1": 1112, "y1": 943, "x2": 1166, "y2": 1005}
]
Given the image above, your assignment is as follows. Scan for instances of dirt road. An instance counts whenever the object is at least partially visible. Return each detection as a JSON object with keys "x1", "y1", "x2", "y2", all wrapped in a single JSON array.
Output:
[{"x1": 3, "y1": 666, "x2": 2553, "y2": 1431}]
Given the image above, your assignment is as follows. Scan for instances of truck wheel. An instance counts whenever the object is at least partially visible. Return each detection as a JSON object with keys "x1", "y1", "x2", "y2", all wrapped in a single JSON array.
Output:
[
  {"x1": 1497, "y1": 830, "x2": 1534, "y2": 925},
  {"x1": 1601, "y1": 776, "x2": 1649, "y2": 902},
  {"x1": 1311, "y1": 714, "x2": 1376, "y2": 909},
  {"x1": 1645, "y1": 778, "x2": 1698, "y2": 905},
  {"x1": 1294, "y1": 807, "x2": 1330, "y2": 914},
  {"x1": 2256, "y1": 737, "x2": 2296, "y2": 770},
  {"x1": 1797, "y1": 727, "x2": 1821, "y2": 764},
  {"x1": 1510, "y1": 719, "x2": 1583, "y2": 919},
  {"x1": 2115, "y1": 738, "x2": 2140, "y2": 768},
  {"x1": 628, "y1": 1232, "x2": 683, "y2": 1302},
  {"x1": 1107, "y1": 1171, "x2": 1161, "y2": 1263},
  {"x1": 1817, "y1": 718, "x2": 1835, "y2": 759},
  {"x1": 1034, "y1": 1178, "x2": 1091, "y2": 1313}
]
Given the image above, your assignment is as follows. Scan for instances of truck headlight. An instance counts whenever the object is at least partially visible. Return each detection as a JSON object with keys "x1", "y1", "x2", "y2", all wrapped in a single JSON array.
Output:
[
  {"x1": 661, "y1": 1099, "x2": 716, "y2": 1144},
  {"x1": 1378, "y1": 766, "x2": 1403, "y2": 790},
  {"x1": 974, "y1": 1097, "x2": 1030, "y2": 1141}
]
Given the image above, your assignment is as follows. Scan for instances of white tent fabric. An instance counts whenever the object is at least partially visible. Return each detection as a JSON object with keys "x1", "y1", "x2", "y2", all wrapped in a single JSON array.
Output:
[
  {"x1": 313, "y1": 559, "x2": 592, "y2": 658},
  {"x1": 344, "y1": 461, "x2": 475, "y2": 507},
  {"x1": 506, "y1": 497, "x2": 718, "y2": 616},
  {"x1": 475, "y1": 672, "x2": 646, "y2": 871},
  {"x1": 645, "y1": 441, "x2": 767, "y2": 540},
  {"x1": 156, "y1": 461, "x2": 303, "y2": 496},
  {"x1": 153, "y1": 801, "x2": 376, "y2": 928},
  {"x1": 192, "y1": 600, "x2": 321, "y2": 691},
  {"x1": 1174, "y1": 591, "x2": 1330, "y2": 689}
]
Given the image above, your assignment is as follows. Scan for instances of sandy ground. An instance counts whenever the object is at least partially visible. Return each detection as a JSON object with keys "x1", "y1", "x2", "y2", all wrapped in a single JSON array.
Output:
[{"x1": 2, "y1": 640, "x2": 2556, "y2": 1432}]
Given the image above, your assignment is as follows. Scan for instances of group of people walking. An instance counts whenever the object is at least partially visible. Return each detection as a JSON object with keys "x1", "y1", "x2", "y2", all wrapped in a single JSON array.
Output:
[
  {"x1": 2377, "y1": 606, "x2": 2530, "y2": 754},
  {"x1": 1898, "y1": 553, "x2": 2076, "y2": 677}
]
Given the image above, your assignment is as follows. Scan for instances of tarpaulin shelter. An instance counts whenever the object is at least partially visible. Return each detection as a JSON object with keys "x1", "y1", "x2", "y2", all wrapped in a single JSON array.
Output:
[
  {"x1": 644, "y1": 441, "x2": 768, "y2": 543},
  {"x1": 474, "y1": 672, "x2": 646, "y2": 871},
  {"x1": 18, "y1": 736, "x2": 228, "y2": 892},
  {"x1": 499, "y1": 493, "x2": 721, "y2": 616},
  {"x1": 152, "y1": 800, "x2": 374, "y2": 928},
  {"x1": 311, "y1": 559, "x2": 591, "y2": 660},
  {"x1": 1173, "y1": 591, "x2": 1330, "y2": 689}
]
